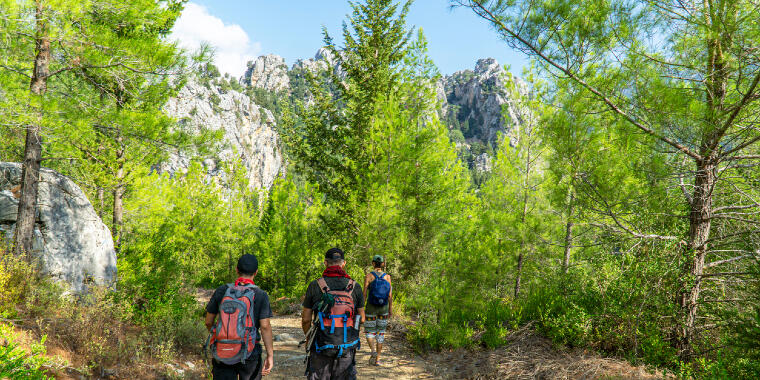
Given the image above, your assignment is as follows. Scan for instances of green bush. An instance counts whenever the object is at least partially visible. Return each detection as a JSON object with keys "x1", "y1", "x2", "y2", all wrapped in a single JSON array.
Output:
[
  {"x1": 0, "y1": 251, "x2": 34, "y2": 318},
  {"x1": 0, "y1": 323, "x2": 53, "y2": 380}
]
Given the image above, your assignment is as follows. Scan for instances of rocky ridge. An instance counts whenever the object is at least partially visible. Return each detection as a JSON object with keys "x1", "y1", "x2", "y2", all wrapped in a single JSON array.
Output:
[
  {"x1": 176, "y1": 51, "x2": 527, "y2": 184},
  {"x1": 238, "y1": 51, "x2": 529, "y2": 173},
  {"x1": 242, "y1": 48, "x2": 345, "y2": 93}
]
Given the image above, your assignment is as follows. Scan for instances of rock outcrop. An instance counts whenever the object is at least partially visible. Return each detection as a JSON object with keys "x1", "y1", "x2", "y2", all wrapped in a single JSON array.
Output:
[
  {"x1": 443, "y1": 58, "x2": 528, "y2": 146},
  {"x1": 0, "y1": 162, "x2": 117, "y2": 293},
  {"x1": 241, "y1": 54, "x2": 290, "y2": 92},
  {"x1": 292, "y1": 48, "x2": 345, "y2": 78},
  {"x1": 473, "y1": 153, "x2": 493, "y2": 173},
  {"x1": 241, "y1": 52, "x2": 527, "y2": 147},
  {"x1": 162, "y1": 80, "x2": 283, "y2": 190},
  {"x1": 235, "y1": 50, "x2": 530, "y2": 175}
]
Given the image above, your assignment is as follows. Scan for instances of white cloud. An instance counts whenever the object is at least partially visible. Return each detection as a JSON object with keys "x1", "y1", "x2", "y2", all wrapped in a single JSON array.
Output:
[{"x1": 170, "y1": 3, "x2": 260, "y2": 77}]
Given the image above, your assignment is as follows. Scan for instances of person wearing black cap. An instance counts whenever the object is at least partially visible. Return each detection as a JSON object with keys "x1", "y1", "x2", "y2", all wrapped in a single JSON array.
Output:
[
  {"x1": 205, "y1": 254, "x2": 274, "y2": 379},
  {"x1": 301, "y1": 247, "x2": 365, "y2": 380}
]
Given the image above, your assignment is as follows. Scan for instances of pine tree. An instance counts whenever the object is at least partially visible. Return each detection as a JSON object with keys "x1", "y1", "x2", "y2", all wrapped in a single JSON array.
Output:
[
  {"x1": 285, "y1": 0, "x2": 413, "y2": 242},
  {"x1": 457, "y1": 0, "x2": 760, "y2": 359},
  {"x1": 0, "y1": 0, "x2": 187, "y2": 254}
]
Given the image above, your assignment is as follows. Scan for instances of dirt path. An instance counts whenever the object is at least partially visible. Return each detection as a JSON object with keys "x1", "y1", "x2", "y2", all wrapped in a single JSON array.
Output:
[
  {"x1": 190, "y1": 290, "x2": 664, "y2": 379},
  {"x1": 267, "y1": 315, "x2": 434, "y2": 380},
  {"x1": 265, "y1": 315, "x2": 665, "y2": 380}
]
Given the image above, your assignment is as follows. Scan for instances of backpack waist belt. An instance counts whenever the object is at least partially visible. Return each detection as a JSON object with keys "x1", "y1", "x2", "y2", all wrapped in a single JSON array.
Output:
[{"x1": 314, "y1": 339, "x2": 360, "y2": 357}]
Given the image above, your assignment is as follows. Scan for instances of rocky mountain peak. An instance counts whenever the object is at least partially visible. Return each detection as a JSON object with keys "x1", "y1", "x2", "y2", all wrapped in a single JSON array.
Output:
[
  {"x1": 242, "y1": 54, "x2": 290, "y2": 92},
  {"x1": 314, "y1": 47, "x2": 336, "y2": 63},
  {"x1": 444, "y1": 57, "x2": 526, "y2": 146},
  {"x1": 232, "y1": 51, "x2": 531, "y2": 177},
  {"x1": 474, "y1": 58, "x2": 499, "y2": 75}
]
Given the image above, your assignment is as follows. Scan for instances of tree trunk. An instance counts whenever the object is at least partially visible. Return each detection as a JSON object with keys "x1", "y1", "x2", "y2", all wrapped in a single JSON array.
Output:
[
  {"x1": 97, "y1": 187, "x2": 104, "y2": 220},
  {"x1": 14, "y1": 1, "x2": 49, "y2": 258},
  {"x1": 513, "y1": 251, "x2": 523, "y2": 298},
  {"x1": 677, "y1": 158, "x2": 715, "y2": 361},
  {"x1": 676, "y1": 8, "x2": 727, "y2": 360},
  {"x1": 562, "y1": 192, "x2": 574, "y2": 274},
  {"x1": 112, "y1": 135, "x2": 125, "y2": 252},
  {"x1": 514, "y1": 144, "x2": 531, "y2": 298}
]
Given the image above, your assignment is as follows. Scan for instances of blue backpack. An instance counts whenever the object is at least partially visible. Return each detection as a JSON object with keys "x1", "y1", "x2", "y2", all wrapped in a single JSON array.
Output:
[{"x1": 368, "y1": 272, "x2": 391, "y2": 306}]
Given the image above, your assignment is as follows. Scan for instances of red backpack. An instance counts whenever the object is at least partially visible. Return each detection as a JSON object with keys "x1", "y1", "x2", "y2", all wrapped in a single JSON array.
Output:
[{"x1": 208, "y1": 283, "x2": 258, "y2": 364}]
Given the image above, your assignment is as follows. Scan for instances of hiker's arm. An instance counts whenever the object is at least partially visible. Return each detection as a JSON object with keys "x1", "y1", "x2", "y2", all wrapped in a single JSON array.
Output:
[
  {"x1": 204, "y1": 312, "x2": 216, "y2": 332},
  {"x1": 363, "y1": 273, "x2": 371, "y2": 303},
  {"x1": 301, "y1": 307, "x2": 313, "y2": 335},
  {"x1": 388, "y1": 275, "x2": 393, "y2": 317},
  {"x1": 259, "y1": 318, "x2": 274, "y2": 375},
  {"x1": 357, "y1": 307, "x2": 365, "y2": 324}
]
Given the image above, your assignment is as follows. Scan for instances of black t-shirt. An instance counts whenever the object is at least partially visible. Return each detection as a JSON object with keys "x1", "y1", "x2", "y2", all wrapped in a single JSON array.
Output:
[
  {"x1": 206, "y1": 284, "x2": 273, "y2": 355},
  {"x1": 302, "y1": 277, "x2": 364, "y2": 311}
]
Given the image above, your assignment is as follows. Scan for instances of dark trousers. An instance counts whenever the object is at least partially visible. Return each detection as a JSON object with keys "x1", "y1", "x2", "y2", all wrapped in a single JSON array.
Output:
[
  {"x1": 212, "y1": 353, "x2": 262, "y2": 380},
  {"x1": 306, "y1": 349, "x2": 357, "y2": 380}
]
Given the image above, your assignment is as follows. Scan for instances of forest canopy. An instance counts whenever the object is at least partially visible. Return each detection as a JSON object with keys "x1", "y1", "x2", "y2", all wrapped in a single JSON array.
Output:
[{"x1": 1, "y1": 0, "x2": 759, "y2": 378}]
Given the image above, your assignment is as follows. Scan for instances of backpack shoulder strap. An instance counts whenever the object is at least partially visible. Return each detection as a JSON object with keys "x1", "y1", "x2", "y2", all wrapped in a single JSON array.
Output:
[
  {"x1": 378, "y1": 272, "x2": 386, "y2": 279},
  {"x1": 316, "y1": 277, "x2": 330, "y2": 293},
  {"x1": 371, "y1": 272, "x2": 379, "y2": 280}
]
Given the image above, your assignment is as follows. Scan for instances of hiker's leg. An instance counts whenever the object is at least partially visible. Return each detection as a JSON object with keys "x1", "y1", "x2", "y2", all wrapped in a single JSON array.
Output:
[
  {"x1": 211, "y1": 360, "x2": 238, "y2": 380},
  {"x1": 375, "y1": 315, "x2": 388, "y2": 364},
  {"x1": 307, "y1": 351, "x2": 334, "y2": 380},
  {"x1": 333, "y1": 349, "x2": 357, "y2": 380},
  {"x1": 366, "y1": 334, "x2": 377, "y2": 353},
  {"x1": 376, "y1": 335, "x2": 383, "y2": 363},
  {"x1": 364, "y1": 316, "x2": 378, "y2": 354},
  {"x1": 238, "y1": 351, "x2": 262, "y2": 380},
  {"x1": 365, "y1": 315, "x2": 378, "y2": 364}
]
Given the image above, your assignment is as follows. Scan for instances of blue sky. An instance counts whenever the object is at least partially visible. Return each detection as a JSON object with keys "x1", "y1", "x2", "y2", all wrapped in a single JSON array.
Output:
[{"x1": 171, "y1": 1, "x2": 527, "y2": 77}]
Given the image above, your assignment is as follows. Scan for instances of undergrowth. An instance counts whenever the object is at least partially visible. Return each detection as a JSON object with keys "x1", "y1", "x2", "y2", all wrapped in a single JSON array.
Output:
[
  {"x1": 0, "y1": 322, "x2": 54, "y2": 380},
  {"x1": 0, "y1": 249, "x2": 207, "y2": 378}
]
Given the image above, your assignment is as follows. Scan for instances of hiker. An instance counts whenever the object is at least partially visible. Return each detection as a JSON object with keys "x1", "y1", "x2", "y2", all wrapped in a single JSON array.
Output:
[
  {"x1": 301, "y1": 247, "x2": 365, "y2": 380},
  {"x1": 205, "y1": 254, "x2": 274, "y2": 380},
  {"x1": 363, "y1": 255, "x2": 392, "y2": 366}
]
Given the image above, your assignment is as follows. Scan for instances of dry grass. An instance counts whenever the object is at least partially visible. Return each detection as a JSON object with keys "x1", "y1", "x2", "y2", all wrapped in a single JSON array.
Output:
[{"x1": 419, "y1": 325, "x2": 668, "y2": 380}]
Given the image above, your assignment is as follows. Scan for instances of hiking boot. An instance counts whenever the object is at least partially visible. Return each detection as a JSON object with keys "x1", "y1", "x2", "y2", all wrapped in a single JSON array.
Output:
[{"x1": 369, "y1": 352, "x2": 377, "y2": 366}]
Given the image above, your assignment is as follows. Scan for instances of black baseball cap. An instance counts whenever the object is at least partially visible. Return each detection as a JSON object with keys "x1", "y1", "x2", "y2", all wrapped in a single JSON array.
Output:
[
  {"x1": 237, "y1": 254, "x2": 259, "y2": 274},
  {"x1": 325, "y1": 247, "x2": 345, "y2": 260}
]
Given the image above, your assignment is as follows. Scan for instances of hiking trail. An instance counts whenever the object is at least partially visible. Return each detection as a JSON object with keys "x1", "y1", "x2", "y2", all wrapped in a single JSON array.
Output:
[
  {"x1": 267, "y1": 315, "x2": 433, "y2": 380},
  {"x1": 263, "y1": 314, "x2": 665, "y2": 380}
]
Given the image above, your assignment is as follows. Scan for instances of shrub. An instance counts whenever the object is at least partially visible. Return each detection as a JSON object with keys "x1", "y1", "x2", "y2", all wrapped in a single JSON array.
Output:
[
  {"x1": 0, "y1": 323, "x2": 53, "y2": 380},
  {"x1": 0, "y1": 251, "x2": 34, "y2": 318}
]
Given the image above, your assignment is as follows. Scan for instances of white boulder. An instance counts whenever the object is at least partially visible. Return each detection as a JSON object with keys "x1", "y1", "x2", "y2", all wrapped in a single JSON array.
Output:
[{"x1": 0, "y1": 162, "x2": 117, "y2": 293}]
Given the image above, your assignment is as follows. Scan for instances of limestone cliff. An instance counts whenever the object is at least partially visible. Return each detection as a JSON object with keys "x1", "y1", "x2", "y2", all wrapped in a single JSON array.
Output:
[
  {"x1": 162, "y1": 80, "x2": 283, "y2": 190},
  {"x1": 443, "y1": 58, "x2": 528, "y2": 147}
]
